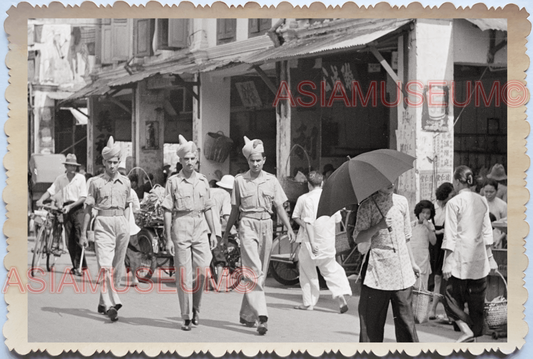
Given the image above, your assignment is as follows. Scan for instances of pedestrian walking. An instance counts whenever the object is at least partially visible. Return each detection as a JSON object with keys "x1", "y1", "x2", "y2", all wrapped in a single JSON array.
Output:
[
  {"x1": 428, "y1": 182, "x2": 454, "y2": 321},
  {"x1": 162, "y1": 135, "x2": 217, "y2": 331},
  {"x1": 223, "y1": 136, "x2": 295, "y2": 335},
  {"x1": 36, "y1": 153, "x2": 87, "y2": 276},
  {"x1": 410, "y1": 200, "x2": 437, "y2": 291},
  {"x1": 80, "y1": 137, "x2": 131, "y2": 322},
  {"x1": 209, "y1": 174, "x2": 235, "y2": 289},
  {"x1": 442, "y1": 165, "x2": 498, "y2": 342},
  {"x1": 353, "y1": 183, "x2": 420, "y2": 342},
  {"x1": 292, "y1": 171, "x2": 351, "y2": 312}
]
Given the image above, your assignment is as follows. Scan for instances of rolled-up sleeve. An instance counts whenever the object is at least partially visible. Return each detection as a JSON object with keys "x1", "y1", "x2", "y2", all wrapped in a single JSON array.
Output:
[
  {"x1": 84, "y1": 180, "x2": 96, "y2": 207},
  {"x1": 202, "y1": 181, "x2": 213, "y2": 211},
  {"x1": 442, "y1": 201, "x2": 458, "y2": 252},
  {"x1": 161, "y1": 179, "x2": 174, "y2": 211},
  {"x1": 273, "y1": 178, "x2": 288, "y2": 204}
]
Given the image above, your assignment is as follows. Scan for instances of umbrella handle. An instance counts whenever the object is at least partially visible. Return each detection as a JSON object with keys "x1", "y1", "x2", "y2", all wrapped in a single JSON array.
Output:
[{"x1": 371, "y1": 196, "x2": 393, "y2": 233}]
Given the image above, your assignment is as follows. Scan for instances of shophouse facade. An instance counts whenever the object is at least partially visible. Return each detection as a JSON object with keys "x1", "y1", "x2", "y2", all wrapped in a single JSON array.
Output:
[{"x1": 64, "y1": 17, "x2": 507, "y2": 210}]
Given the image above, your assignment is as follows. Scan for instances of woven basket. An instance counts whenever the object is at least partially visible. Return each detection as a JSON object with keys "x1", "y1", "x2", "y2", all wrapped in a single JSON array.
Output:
[
  {"x1": 412, "y1": 289, "x2": 433, "y2": 324},
  {"x1": 335, "y1": 231, "x2": 351, "y2": 254},
  {"x1": 280, "y1": 144, "x2": 310, "y2": 202},
  {"x1": 484, "y1": 271, "x2": 507, "y2": 329}
]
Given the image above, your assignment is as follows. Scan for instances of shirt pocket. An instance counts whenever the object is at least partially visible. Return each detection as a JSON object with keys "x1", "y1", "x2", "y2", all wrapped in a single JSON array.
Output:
[
  {"x1": 174, "y1": 187, "x2": 194, "y2": 211},
  {"x1": 240, "y1": 190, "x2": 256, "y2": 210},
  {"x1": 261, "y1": 188, "x2": 275, "y2": 209}
]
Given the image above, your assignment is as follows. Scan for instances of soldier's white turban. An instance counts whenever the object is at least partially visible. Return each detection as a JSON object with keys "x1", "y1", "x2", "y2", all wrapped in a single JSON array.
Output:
[
  {"x1": 176, "y1": 134, "x2": 198, "y2": 158},
  {"x1": 242, "y1": 136, "x2": 264, "y2": 159},
  {"x1": 102, "y1": 136, "x2": 121, "y2": 160}
]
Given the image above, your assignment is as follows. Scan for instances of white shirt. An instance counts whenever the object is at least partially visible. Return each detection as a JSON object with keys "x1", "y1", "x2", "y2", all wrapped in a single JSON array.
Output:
[
  {"x1": 292, "y1": 190, "x2": 316, "y2": 243},
  {"x1": 47, "y1": 172, "x2": 87, "y2": 204},
  {"x1": 442, "y1": 189, "x2": 493, "y2": 280},
  {"x1": 210, "y1": 187, "x2": 231, "y2": 237}
]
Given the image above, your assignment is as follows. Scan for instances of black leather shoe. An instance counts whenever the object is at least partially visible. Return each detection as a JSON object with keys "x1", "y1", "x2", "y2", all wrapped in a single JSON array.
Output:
[
  {"x1": 192, "y1": 309, "x2": 199, "y2": 326},
  {"x1": 114, "y1": 304, "x2": 123, "y2": 311},
  {"x1": 97, "y1": 305, "x2": 106, "y2": 314},
  {"x1": 257, "y1": 322, "x2": 268, "y2": 335},
  {"x1": 181, "y1": 320, "x2": 192, "y2": 331},
  {"x1": 106, "y1": 307, "x2": 118, "y2": 322},
  {"x1": 340, "y1": 305, "x2": 349, "y2": 314}
]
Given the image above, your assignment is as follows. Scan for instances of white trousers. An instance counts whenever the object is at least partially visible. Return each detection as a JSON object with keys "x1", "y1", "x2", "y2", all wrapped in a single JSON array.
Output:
[{"x1": 298, "y1": 243, "x2": 352, "y2": 307}]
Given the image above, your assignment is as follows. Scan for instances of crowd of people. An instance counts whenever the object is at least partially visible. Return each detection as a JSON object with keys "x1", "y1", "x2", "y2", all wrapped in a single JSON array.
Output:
[{"x1": 34, "y1": 135, "x2": 506, "y2": 341}]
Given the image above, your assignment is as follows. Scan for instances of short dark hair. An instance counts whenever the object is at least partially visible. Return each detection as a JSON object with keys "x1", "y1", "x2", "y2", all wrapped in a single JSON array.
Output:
[
  {"x1": 483, "y1": 178, "x2": 499, "y2": 191},
  {"x1": 436, "y1": 182, "x2": 454, "y2": 201},
  {"x1": 414, "y1": 200, "x2": 435, "y2": 220},
  {"x1": 307, "y1": 171, "x2": 323, "y2": 187}
]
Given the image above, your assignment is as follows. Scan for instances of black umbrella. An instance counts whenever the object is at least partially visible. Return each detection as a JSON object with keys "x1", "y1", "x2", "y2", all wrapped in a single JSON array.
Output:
[{"x1": 317, "y1": 149, "x2": 416, "y2": 218}]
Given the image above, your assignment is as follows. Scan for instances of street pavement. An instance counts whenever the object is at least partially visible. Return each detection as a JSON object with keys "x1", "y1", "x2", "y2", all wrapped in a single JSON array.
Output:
[{"x1": 26, "y1": 236, "x2": 505, "y2": 343}]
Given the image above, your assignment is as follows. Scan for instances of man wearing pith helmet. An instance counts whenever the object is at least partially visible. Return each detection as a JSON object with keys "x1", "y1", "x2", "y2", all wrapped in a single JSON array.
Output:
[
  {"x1": 223, "y1": 136, "x2": 295, "y2": 335},
  {"x1": 80, "y1": 136, "x2": 131, "y2": 323},
  {"x1": 36, "y1": 153, "x2": 87, "y2": 276},
  {"x1": 162, "y1": 135, "x2": 218, "y2": 331}
]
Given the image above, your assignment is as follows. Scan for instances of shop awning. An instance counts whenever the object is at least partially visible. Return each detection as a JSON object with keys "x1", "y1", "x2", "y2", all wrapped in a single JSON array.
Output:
[
  {"x1": 46, "y1": 91, "x2": 74, "y2": 100},
  {"x1": 63, "y1": 56, "x2": 243, "y2": 103},
  {"x1": 465, "y1": 19, "x2": 507, "y2": 32},
  {"x1": 241, "y1": 18, "x2": 412, "y2": 65}
]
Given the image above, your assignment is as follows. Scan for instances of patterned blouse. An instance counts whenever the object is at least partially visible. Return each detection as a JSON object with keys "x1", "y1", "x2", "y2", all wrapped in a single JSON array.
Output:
[{"x1": 353, "y1": 192, "x2": 416, "y2": 291}]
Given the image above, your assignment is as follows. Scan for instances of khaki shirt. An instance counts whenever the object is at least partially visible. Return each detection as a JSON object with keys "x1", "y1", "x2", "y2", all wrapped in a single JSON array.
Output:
[
  {"x1": 231, "y1": 170, "x2": 287, "y2": 214},
  {"x1": 85, "y1": 172, "x2": 131, "y2": 210},
  {"x1": 162, "y1": 171, "x2": 213, "y2": 213}
]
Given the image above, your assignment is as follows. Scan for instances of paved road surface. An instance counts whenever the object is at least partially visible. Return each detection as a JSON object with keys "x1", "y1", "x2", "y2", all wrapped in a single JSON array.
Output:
[{"x1": 26, "y1": 236, "x2": 505, "y2": 343}]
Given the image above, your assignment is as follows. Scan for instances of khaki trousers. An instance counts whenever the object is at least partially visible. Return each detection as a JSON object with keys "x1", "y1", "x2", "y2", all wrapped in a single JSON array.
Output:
[
  {"x1": 238, "y1": 217, "x2": 273, "y2": 322},
  {"x1": 93, "y1": 216, "x2": 129, "y2": 310},
  {"x1": 172, "y1": 215, "x2": 212, "y2": 320}
]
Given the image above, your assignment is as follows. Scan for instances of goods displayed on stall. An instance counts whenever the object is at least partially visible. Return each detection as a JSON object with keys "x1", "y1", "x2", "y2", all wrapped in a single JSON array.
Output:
[{"x1": 204, "y1": 131, "x2": 234, "y2": 163}]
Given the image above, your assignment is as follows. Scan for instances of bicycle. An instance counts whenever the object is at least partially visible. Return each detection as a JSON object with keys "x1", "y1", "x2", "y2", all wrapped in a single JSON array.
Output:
[{"x1": 31, "y1": 204, "x2": 64, "y2": 276}]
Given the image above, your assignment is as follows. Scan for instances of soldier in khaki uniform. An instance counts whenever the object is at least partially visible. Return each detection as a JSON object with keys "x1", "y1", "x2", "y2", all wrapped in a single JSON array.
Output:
[
  {"x1": 223, "y1": 136, "x2": 295, "y2": 335},
  {"x1": 80, "y1": 136, "x2": 131, "y2": 322},
  {"x1": 162, "y1": 135, "x2": 217, "y2": 331}
]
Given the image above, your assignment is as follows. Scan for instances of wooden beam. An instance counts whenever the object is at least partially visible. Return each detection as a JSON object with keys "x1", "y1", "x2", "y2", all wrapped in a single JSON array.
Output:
[
  {"x1": 106, "y1": 97, "x2": 132, "y2": 115},
  {"x1": 172, "y1": 74, "x2": 199, "y2": 100},
  {"x1": 253, "y1": 65, "x2": 278, "y2": 96},
  {"x1": 368, "y1": 45, "x2": 409, "y2": 103}
]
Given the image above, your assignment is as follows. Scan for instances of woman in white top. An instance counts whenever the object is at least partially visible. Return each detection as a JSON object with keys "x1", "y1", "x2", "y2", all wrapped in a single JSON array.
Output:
[
  {"x1": 442, "y1": 165, "x2": 498, "y2": 342},
  {"x1": 482, "y1": 178, "x2": 507, "y2": 220},
  {"x1": 410, "y1": 200, "x2": 436, "y2": 291}
]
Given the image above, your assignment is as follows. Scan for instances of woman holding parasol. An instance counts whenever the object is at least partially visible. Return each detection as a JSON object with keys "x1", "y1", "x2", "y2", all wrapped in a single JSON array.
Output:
[{"x1": 353, "y1": 183, "x2": 420, "y2": 342}]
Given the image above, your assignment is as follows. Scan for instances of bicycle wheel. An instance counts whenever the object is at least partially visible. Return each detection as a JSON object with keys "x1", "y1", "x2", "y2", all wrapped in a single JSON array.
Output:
[
  {"x1": 30, "y1": 226, "x2": 46, "y2": 277},
  {"x1": 269, "y1": 237, "x2": 299, "y2": 285},
  {"x1": 134, "y1": 229, "x2": 157, "y2": 281},
  {"x1": 269, "y1": 261, "x2": 299, "y2": 285},
  {"x1": 46, "y1": 229, "x2": 61, "y2": 272}
]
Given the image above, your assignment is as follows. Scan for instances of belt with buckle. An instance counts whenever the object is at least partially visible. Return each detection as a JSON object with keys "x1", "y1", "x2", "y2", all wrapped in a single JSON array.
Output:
[
  {"x1": 174, "y1": 210, "x2": 203, "y2": 218},
  {"x1": 97, "y1": 209, "x2": 125, "y2": 217},
  {"x1": 240, "y1": 212, "x2": 271, "y2": 220}
]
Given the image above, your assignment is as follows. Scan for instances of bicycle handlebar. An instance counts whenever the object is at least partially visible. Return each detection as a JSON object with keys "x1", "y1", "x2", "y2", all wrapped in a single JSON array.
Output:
[{"x1": 37, "y1": 204, "x2": 61, "y2": 212}]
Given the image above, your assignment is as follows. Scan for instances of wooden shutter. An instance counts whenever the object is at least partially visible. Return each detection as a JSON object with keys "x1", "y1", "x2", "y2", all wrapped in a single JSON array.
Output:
[
  {"x1": 168, "y1": 19, "x2": 188, "y2": 49},
  {"x1": 111, "y1": 19, "x2": 130, "y2": 61},
  {"x1": 101, "y1": 24, "x2": 112, "y2": 64},
  {"x1": 133, "y1": 19, "x2": 154, "y2": 57},
  {"x1": 217, "y1": 19, "x2": 236, "y2": 44},
  {"x1": 248, "y1": 19, "x2": 271, "y2": 38}
]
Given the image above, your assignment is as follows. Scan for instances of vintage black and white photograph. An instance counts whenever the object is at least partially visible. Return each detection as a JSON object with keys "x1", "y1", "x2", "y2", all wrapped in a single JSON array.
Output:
[{"x1": 5, "y1": 4, "x2": 528, "y2": 355}]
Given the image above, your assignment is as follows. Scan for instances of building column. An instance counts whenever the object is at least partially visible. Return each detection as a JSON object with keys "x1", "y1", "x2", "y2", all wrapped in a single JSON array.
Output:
[
  {"x1": 194, "y1": 72, "x2": 231, "y2": 181},
  {"x1": 277, "y1": 61, "x2": 292, "y2": 179},
  {"x1": 133, "y1": 81, "x2": 166, "y2": 185},
  {"x1": 398, "y1": 19, "x2": 454, "y2": 211}
]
